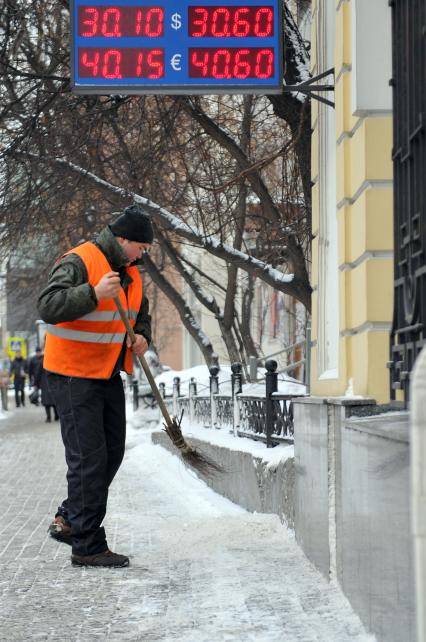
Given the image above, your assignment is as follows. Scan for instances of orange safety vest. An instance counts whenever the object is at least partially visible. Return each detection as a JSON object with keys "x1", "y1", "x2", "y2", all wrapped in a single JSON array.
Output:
[{"x1": 44, "y1": 242, "x2": 143, "y2": 379}]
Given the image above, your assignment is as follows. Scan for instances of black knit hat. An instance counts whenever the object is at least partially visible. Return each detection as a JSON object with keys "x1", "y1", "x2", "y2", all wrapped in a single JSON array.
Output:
[{"x1": 110, "y1": 205, "x2": 154, "y2": 243}]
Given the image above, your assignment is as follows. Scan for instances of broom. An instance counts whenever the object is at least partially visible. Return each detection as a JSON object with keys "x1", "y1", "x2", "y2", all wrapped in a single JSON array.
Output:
[{"x1": 113, "y1": 297, "x2": 223, "y2": 476}]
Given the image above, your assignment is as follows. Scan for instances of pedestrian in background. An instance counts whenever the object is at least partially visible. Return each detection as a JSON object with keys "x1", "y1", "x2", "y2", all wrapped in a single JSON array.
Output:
[
  {"x1": 31, "y1": 345, "x2": 59, "y2": 422},
  {"x1": 9, "y1": 349, "x2": 28, "y2": 408},
  {"x1": 38, "y1": 204, "x2": 153, "y2": 569},
  {"x1": 0, "y1": 354, "x2": 10, "y2": 411},
  {"x1": 29, "y1": 346, "x2": 43, "y2": 405}
]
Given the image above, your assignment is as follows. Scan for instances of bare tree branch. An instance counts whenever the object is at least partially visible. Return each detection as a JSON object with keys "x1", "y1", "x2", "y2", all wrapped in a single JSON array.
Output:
[{"x1": 17, "y1": 153, "x2": 311, "y2": 311}]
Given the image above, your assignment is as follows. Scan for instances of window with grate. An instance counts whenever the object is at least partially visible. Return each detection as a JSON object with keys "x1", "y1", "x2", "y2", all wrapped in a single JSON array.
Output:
[{"x1": 389, "y1": 0, "x2": 426, "y2": 403}]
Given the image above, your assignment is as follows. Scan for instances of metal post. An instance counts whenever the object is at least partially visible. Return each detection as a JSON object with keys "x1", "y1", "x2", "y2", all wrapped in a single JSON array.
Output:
[
  {"x1": 132, "y1": 379, "x2": 139, "y2": 412},
  {"x1": 172, "y1": 376, "x2": 181, "y2": 416},
  {"x1": 265, "y1": 360, "x2": 278, "y2": 448},
  {"x1": 189, "y1": 377, "x2": 197, "y2": 424},
  {"x1": 411, "y1": 346, "x2": 426, "y2": 642},
  {"x1": 249, "y1": 355, "x2": 258, "y2": 382},
  {"x1": 159, "y1": 382, "x2": 166, "y2": 399},
  {"x1": 231, "y1": 362, "x2": 243, "y2": 435},
  {"x1": 209, "y1": 365, "x2": 219, "y2": 429}
]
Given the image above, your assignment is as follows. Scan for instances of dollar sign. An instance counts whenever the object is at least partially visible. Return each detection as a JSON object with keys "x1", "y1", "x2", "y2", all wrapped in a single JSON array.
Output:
[{"x1": 171, "y1": 13, "x2": 182, "y2": 30}]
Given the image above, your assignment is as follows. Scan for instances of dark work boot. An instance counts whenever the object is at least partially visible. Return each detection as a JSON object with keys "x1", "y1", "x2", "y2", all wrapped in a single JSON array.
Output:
[
  {"x1": 71, "y1": 550, "x2": 129, "y2": 568},
  {"x1": 48, "y1": 515, "x2": 72, "y2": 546}
]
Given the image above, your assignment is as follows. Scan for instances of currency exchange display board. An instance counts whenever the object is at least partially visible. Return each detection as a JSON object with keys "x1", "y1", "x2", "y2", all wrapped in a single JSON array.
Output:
[{"x1": 70, "y1": 0, "x2": 283, "y2": 94}]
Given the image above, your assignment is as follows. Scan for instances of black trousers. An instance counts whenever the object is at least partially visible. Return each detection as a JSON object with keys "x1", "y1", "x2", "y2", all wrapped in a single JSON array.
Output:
[
  {"x1": 14, "y1": 380, "x2": 25, "y2": 407},
  {"x1": 46, "y1": 372, "x2": 126, "y2": 556},
  {"x1": 45, "y1": 404, "x2": 59, "y2": 421}
]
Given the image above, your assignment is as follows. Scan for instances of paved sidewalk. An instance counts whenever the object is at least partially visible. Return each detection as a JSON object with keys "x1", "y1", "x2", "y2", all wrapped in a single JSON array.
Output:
[{"x1": 0, "y1": 404, "x2": 375, "y2": 642}]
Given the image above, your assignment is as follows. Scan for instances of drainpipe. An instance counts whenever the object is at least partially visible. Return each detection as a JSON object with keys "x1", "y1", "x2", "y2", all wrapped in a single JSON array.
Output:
[{"x1": 411, "y1": 346, "x2": 426, "y2": 642}]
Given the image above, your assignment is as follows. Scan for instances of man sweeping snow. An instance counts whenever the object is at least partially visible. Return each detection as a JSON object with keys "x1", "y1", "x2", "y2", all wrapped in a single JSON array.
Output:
[{"x1": 38, "y1": 205, "x2": 153, "y2": 568}]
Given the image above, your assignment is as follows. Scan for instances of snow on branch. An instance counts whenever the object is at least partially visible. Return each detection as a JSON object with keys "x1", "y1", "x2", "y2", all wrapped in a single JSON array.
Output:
[{"x1": 24, "y1": 154, "x2": 299, "y2": 298}]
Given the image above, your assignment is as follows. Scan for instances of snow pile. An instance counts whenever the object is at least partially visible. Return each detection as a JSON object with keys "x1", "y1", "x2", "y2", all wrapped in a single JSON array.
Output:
[
  {"x1": 155, "y1": 364, "x2": 233, "y2": 397},
  {"x1": 127, "y1": 402, "x2": 294, "y2": 468},
  {"x1": 180, "y1": 417, "x2": 295, "y2": 468},
  {"x1": 155, "y1": 365, "x2": 306, "y2": 398}
]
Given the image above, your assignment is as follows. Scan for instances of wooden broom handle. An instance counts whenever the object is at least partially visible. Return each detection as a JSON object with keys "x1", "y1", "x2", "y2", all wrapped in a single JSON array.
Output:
[{"x1": 113, "y1": 297, "x2": 174, "y2": 427}]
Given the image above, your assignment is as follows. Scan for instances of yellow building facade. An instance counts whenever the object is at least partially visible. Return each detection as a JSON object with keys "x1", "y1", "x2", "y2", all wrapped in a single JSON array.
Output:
[{"x1": 310, "y1": 0, "x2": 394, "y2": 403}]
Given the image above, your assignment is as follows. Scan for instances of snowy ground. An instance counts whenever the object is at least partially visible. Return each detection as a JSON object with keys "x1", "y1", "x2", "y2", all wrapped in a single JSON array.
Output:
[
  {"x1": 0, "y1": 401, "x2": 375, "y2": 641},
  {"x1": 128, "y1": 401, "x2": 295, "y2": 468}
]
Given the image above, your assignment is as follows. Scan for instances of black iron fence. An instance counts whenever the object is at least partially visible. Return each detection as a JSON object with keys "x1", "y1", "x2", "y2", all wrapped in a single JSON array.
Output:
[{"x1": 133, "y1": 361, "x2": 306, "y2": 447}]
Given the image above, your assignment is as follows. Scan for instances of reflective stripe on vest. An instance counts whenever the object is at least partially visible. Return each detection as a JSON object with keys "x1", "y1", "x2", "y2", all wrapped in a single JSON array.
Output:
[
  {"x1": 46, "y1": 325, "x2": 126, "y2": 344},
  {"x1": 79, "y1": 309, "x2": 139, "y2": 322}
]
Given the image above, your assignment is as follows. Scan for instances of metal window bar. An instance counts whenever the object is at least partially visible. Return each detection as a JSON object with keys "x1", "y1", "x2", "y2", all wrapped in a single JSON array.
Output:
[{"x1": 389, "y1": 0, "x2": 426, "y2": 404}]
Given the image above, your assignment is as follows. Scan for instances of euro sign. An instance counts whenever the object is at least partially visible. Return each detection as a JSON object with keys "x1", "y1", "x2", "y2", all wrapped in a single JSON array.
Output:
[
  {"x1": 171, "y1": 54, "x2": 182, "y2": 71},
  {"x1": 171, "y1": 13, "x2": 182, "y2": 30}
]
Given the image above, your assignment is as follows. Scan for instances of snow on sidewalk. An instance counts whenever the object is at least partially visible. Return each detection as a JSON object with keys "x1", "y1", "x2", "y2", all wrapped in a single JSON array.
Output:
[
  {"x1": 0, "y1": 405, "x2": 375, "y2": 642},
  {"x1": 108, "y1": 423, "x2": 375, "y2": 642}
]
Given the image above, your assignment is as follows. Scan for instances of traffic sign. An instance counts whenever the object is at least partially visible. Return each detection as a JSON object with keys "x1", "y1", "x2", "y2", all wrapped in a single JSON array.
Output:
[
  {"x1": 70, "y1": 0, "x2": 283, "y2": 94},
  {"x1": 7, "y1": 337, "x2": 27, "y2": 360}
]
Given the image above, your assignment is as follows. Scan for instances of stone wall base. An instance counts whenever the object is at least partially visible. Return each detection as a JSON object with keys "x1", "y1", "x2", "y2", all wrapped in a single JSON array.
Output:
[{"x1": 293, "y1": 397, "x2": 415, "y2": 642}]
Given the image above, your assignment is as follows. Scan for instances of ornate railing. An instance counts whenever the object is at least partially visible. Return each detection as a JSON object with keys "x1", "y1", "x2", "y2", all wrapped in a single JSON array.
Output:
[
  {"x1": 238, "y1": 395, "x2": 294, "y2": 443},
  {"x1": 215, "y1": 395, "x2": 233, "y2": 428},
  {"x1": 194, "y1": 396, "x2": 211, "y2": 426},
  {"x1": 271, "y1": 395, "x2": 294, "y2": 440},
  {"x1": 177, "y1": 396, "x2": 190, "y2": 419},
  {"x1": 132, "y1": 361, "x2": 306, "y2": 447},
  {"x1": 239, "y1": 396, "x2": 266, "y2": 436}
]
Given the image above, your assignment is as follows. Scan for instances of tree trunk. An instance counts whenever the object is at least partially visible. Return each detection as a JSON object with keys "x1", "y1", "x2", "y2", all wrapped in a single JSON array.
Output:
[{"x1": 240, "y1": 274, "x2": 260, "y2": 361}]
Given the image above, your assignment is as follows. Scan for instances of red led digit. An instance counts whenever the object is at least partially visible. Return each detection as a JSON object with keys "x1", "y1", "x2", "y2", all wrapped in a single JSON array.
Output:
[
  {"x1": 102, "y1": 49, "x2": 122, "y2": 78},
  {"x1": 233, "y1": 8, "x2": 250, "y2": 37},
  {"x1": 190, "y1": 50, "x2": 209, "y2": 76},
  {"x1": 255, "y1": 49, "x2": 273, "y2": 78},
  {"x1": 147, "y1": 49, "x2": 164, "y2": 77},
  {"x1": 101, "y1": 8, "x2": 122, "y2": 37},
  {"x1": 212, "y1": 48, "x2": 231, "y2": 78},
  {"x1": 254, "y1": 8, "x2": 273, "y2": 37},
  {"x1": 135, "y1": 10, "x2": 143, "y2": 35},
  {"x1": 211, "y1": 8, "x2": 230, "y2": 37},
  {"x1": 136, "y1": 49, "x2": 164, "y2": 77},
  {"x1": 135, "y1": 7, "x2": 164, "y2": 36},
  {"x1": 191, "y1": 7, "x2": 208, "y2": 36},
  {"x1": 145, "y1": 8, "x2": 164, "y2": 36},
  {"x1": 81, "y1": 7, "x2": 99, "y2": 37},
  {"x1": 136, "y1": 51, "x2": 144, "y2": 76},
  {"x1": 81, "y1": 50, "x2": 100, "y2": 76},
  {"x1": 233, "y1": 48, "x2": 250, "y2": 78}
]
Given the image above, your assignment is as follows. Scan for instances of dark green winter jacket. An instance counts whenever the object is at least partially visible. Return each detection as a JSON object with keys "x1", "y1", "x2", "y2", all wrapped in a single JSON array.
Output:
[{"x1": 37, "y1": 226, "x2": 152, "y2": 344}]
